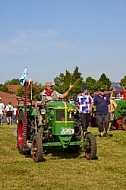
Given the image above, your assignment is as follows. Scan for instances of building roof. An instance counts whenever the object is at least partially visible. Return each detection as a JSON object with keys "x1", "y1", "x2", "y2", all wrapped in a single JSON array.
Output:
[
  {"x1": 7, "y1": 85, "x2": 21, "y2": 93},
  {"x1": 111, "y1": 82, "x2": 121, "y2": 88},
  {"x1": 0, "y1": 91, "x2": 36, "y2": 107},
  {"x1": 0, "y1": 91, "x2": 20, "y2": 106}
]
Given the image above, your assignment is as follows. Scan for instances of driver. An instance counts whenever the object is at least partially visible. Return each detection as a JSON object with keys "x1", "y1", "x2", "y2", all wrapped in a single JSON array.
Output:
[
  {"x1": 37, "y1": 82, "x2": 74, "y2": 126},
  {"x1": 40, "y1": 82, "x2": 74, "y2": 103}
]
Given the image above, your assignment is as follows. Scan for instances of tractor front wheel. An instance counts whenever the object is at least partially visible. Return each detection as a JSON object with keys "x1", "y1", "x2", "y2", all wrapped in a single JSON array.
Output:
[
  {"x1": 31, "y1": 134, "x2": 43, "y2": 162},
  {"x1": 122, "y1": 116, "x2": 126, "y2": 130},
  {"x1": 84, "y1": 133, "x2": 97, "y2": 160}
]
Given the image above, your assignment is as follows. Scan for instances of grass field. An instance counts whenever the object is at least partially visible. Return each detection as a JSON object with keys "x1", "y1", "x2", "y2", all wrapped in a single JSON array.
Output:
[{"x1": 0, "y1": 124, "x2": 126, "y2": 190}]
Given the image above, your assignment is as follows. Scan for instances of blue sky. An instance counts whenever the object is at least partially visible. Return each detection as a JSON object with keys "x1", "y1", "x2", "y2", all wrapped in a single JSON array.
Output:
[{"x1": 0, "y1": 0, "x2": 126, "y2": 85}]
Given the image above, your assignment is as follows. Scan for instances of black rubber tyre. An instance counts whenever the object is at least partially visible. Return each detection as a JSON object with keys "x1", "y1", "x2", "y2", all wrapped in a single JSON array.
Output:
[
  {"x1": 85, "y1": 133, "x2": 97, "y2": 160},
  {"x1": 122, "y1": 116, "x2": 126, "y2": 130},
  {"x1": 74, "y1": 119, "x2": 82, "y2": 137},
  {"x1": 27, "y1": 117, "x2": 35, "y2": 141},
  {"x1": 17, "y1": 110, "x2": 24, "y2": 154},
  {"x1": 31, "y1": 134, "x2": 43, "y2": 162}
]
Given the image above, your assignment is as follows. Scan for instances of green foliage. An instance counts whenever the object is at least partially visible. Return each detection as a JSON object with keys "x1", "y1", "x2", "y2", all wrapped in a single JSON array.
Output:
[
  {"x1": 0, "y1": 84, "x2": 8, "y2": 93},
  {"x1": 16, "y1": 81, "x2": 44, "y2": 100},
  {"x1": 16, "y1": 86, "x2": 24, "y2": 97},
  {"x1": 98, "y1": 73, "x2": 111, "y2": 90},
  {"x1": 54, "y1": 66, "x2": 84, "y2": 97},
  {"x1": 120, "y1": 75, "x2": 126, "y2": 89},
  {"x1": 54, "y1": 70, "x2": 72, "y2": 93},
  {"x1": 0, "y1": 67, "x2": 125, "y2": 99},
  {"x1": 4, "y1": 78, "x2": 20, "y2": 85},
  {"x1": 0, "y1": 79, "x2": 20, "y2": 93},
  {"x1": 85, "y1": 77, "x2": 97, "y2": 95},
  {"x1": 71, "y1": 66, "x2": 84, "y2": 95},
  {"x1": 31, "y1": 81, "x2": 44, "y2": 100}
]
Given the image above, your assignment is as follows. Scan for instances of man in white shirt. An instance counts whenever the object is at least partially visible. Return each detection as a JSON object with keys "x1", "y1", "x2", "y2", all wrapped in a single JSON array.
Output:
[
  {"x1": 5, "y1": 102, "x2": 13, "y2": 125},
  {"x1": 0, "y1": 97, "x2": 5, "y2": 125}
]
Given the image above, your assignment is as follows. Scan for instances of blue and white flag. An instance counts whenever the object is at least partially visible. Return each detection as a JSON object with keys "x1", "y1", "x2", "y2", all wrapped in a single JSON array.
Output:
[{"x1": 19, "y1": 67, "x2": 28, "y2": 86}]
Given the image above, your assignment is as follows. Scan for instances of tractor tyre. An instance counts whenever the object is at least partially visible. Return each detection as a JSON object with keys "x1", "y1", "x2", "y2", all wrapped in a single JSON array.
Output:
[
  {"x1": 17, "y1": 110, "x2": 24, "y2": 154},
  {"x1": 85, "y1": 133, "x2": 97, "y2": 160},
  {"x1": 27, "y1": 117, "x2": 35, "y2": 141},
  {"x1": 31, "y1": 134, "x2": 43, "y2": 162},
  {"x1": 122, "y1": 116, "x2": 126, "y2": 130},
  {"x1": 115, "y1": 117, "x2": 123, "y2": 130}
]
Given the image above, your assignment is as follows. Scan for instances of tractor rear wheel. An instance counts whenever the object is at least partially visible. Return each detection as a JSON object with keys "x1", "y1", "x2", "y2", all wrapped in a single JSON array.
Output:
[
  {"x1": 84, "y1": 133, "x2": 97, "y2": 160},
  {"x1": 122, "y1": 116, "x2": 126, "y2": 130},
  {"x1": 17, "y1": 111, "x2": 24, "y2": 154},
  {"x1": 31, "y1": 134, "x2": 43, "y2": 162}
]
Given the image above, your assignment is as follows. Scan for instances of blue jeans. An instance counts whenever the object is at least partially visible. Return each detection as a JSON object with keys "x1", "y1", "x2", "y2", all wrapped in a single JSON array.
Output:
[{"x1": 12, "y1": 115, "x2": 17, "y2": 124}]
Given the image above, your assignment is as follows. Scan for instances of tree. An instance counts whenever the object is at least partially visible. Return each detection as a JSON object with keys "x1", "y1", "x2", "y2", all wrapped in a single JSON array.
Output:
[
  {"x1": 120, "y1": 75, "x2": 126, "y2": 89},
  {"x1": 4, "y1": 79, "x2": 20, "y2": 85},
  {"x1": 85, "y1": 77, "x2": 97, "y2": 95},
  {"x1": 0, "y1": 84, "x2": 8, "y2": 93},
  {"x1": 0, "y1": 79, "x2": 20, "y2": 93},
  {"x1": 98, "y1": 73, "x2": 111, "y2": 90},
  {"x1": 71, "y1": 66, "x2": 83, "y2": 95},
  {"x1": 54, "y1": 66, "x2": 84, "y2": 97},
  {"x1": 16, "y1": 81, "x2": 43, "y2": 100}
]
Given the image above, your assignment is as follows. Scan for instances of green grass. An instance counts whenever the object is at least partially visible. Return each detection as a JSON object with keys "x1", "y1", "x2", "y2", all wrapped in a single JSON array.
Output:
[{"x1": 0, "y1": 124, "x2": 126, "y2": 190}]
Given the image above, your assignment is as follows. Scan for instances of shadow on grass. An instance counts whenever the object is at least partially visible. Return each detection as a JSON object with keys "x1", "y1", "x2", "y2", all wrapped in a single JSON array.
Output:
[
  {"x1": 24, "y1": 147, "x2": 99, "y2": 162},
  {"x1": 43, "y1": 146, "x2": 81, "y2": 160},
  {"x1": 43, "y1": 146, "x2": 99, "y2": 160},
  {"x1": 21, "y1": 146, "x2": 81, "y2": 162},
  {"x1": 94, "y1": 133, "x2": 113, "y2": 138}
]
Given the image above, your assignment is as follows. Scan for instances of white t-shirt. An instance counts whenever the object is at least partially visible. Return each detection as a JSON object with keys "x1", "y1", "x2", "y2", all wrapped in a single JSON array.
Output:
[
  {"x1": 5, "y1": 104, "x2": 13, "y2": 112},
  {"x1": 13, "y1": 107, "x2": 17, "y2": 115},
  {"x1": 0, "y1": 103, "x2": 5, "y2": 114}
]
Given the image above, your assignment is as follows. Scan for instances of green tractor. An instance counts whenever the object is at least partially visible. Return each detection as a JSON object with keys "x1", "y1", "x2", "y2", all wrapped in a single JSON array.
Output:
[
  {"x1": 17, "y1": 81, "x2": 97, "y2": 162},
  {"x1": 113, "y1": 99, "x2": 126, "y2": 130}
]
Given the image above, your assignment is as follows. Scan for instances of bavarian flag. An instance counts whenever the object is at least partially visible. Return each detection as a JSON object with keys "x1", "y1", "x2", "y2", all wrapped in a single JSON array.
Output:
[{"x1": 19, "y1": 67, "x2": 28, "y2": 86}]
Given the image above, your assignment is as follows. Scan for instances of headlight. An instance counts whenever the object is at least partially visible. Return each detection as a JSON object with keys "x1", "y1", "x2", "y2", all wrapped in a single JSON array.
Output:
[{"x1": 41, "y1": 109, "x2": 46, "y2": 115}]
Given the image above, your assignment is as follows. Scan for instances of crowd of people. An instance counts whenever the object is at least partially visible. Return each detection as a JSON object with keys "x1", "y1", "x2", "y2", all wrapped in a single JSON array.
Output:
[
  {"x1": 0, "y1": 81, "x2": 118, "y2": 138},
  {"x1": 38, "y1": 81, "x2": 117, "y2": 138},
  {"x1": 0, "y1": 97, "x2": 18, "y2": 125}
]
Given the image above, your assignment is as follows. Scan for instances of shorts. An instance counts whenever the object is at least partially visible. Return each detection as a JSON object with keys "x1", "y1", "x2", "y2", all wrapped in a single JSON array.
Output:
[{"x1": 6, "y1": 111, "x2": 13, "y2": 117}]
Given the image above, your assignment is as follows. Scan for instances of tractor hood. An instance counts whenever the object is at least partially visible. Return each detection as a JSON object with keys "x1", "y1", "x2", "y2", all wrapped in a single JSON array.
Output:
[{"x1": 46, "y1": 101, "x2": 76, "y2": 110}]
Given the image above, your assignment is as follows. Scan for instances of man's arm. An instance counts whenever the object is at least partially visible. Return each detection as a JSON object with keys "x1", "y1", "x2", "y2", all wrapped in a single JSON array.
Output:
[
  {"x1": 61, "y1": 84, "x2": 74, "y2": 98},
  {"x1": 113, "y1": 100, "x2": 117, "y2": 110}
]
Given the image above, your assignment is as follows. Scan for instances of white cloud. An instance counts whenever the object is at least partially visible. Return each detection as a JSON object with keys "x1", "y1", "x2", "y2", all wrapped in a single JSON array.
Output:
[{"x1": 0, "y1": 29, "x2": 75, "y2": 55}]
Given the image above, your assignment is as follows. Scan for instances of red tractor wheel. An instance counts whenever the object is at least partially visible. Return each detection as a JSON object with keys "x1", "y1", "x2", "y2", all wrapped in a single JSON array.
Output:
[
  {"x1": 17, "y1": 111, "x2": 24, "y2": 154},
  {"x1": 31, "y1": 134, "x2": 43, "y2": 162},
  {"x1": 115, "y1": 117, "x2": 123, "y2": 130},
  {"x1": 85, "y1": 133, "x2": 97, "y2": 160},
  {"x1": 122, "y1": 116, "x2": 126, "y2": 130}
]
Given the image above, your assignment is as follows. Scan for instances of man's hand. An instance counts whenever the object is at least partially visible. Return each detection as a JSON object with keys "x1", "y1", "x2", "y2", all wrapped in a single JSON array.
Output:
[{"x1": 69, "y1": 83, "x2": 74, "y2": 91}]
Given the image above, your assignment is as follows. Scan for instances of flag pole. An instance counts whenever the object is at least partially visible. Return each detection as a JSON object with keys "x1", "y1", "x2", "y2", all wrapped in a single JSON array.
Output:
[
  {"x1": 31, "y1": 81, "x2": 32, "y2": 101},
  {"x1": 29, "y1": 79, "x2": 32, "y2": 101}
]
